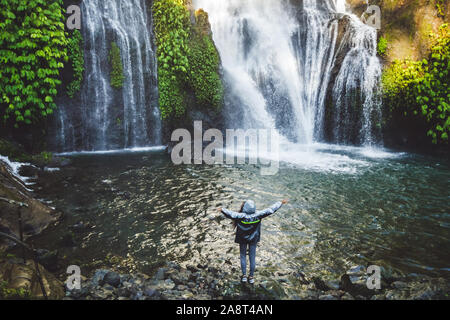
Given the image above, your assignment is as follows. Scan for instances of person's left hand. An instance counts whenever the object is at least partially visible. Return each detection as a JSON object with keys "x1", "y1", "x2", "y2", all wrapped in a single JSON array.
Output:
[{"x1": 217, "y1": 207, "x2": 222, "y2": 213}]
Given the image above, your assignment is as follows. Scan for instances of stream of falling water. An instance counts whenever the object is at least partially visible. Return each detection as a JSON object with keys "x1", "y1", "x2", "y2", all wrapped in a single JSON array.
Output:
[
  {"x1": 194, "y1": 0, "x2": 382, "y2": 146},
  {"x1": 55, "y1": 0, "x2": 161, "y2": 152}
]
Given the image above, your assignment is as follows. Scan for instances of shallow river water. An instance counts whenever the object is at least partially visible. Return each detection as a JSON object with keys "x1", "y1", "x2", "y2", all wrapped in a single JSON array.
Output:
[{"x1": 31, "y1": 144, "x2": 450, "y2": 287}]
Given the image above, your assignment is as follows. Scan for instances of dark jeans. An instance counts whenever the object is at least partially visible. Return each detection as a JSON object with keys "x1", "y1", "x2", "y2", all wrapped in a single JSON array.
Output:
[{"x1": 239, "y1": 242, "x2": 257, "y2": 276}]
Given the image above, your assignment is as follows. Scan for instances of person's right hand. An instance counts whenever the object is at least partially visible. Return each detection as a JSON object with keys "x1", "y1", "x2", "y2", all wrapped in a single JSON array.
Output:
[{"x1": 281, "y1": 199, "x2": 289, "y2": 205}]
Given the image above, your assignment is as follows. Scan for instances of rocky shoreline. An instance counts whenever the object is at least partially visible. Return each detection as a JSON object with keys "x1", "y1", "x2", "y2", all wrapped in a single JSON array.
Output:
[
  {"x1": 0, "y1": 156, "x2": 63, "y2": 252},
  {"x1": 64, "y1": 262, "x2": 449, "y2": 300}
]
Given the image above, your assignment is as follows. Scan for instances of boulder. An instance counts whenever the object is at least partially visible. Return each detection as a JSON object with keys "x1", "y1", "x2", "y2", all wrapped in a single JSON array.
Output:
[
  {"x1": 0, "y1": 160, "x2": 61, "y2": 251},
  {"x1": 319, "y1": 294, "x2": 339, "y2": 300},
  {"x1": 103, "y1": 271, "x2": 121, "y2": 287}
]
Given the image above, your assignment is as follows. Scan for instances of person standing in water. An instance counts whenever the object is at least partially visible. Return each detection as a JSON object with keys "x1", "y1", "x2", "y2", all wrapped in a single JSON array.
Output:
[{"x1": 217, "y1": 199, "x2": 288, "y2": 284}]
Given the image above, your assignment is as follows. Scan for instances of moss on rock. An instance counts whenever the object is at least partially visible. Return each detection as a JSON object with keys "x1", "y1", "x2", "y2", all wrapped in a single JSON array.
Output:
[
  {"x1": 109, "y1": 42, "x2": 125, "y2": 89},
  {"x1": 152, "y1": 0, "x2": 223, "y2": 120}
]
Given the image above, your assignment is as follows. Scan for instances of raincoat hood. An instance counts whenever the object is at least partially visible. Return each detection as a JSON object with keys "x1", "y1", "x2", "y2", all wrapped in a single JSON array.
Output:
[{"x1": 243, "y1": 200, "x2": 256, "y2": 214}]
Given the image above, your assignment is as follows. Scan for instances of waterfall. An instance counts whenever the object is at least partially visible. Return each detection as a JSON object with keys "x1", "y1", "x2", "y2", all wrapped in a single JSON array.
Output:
[
  {"x1": 331, "y1": 14, "x2": 383, "y2": 146},
  {"x1": 54, "y1": 0, "x2": 161, "y2": 152},
  {"x1": 194, "y1": 0, "x2": 382, "y2": 146}
]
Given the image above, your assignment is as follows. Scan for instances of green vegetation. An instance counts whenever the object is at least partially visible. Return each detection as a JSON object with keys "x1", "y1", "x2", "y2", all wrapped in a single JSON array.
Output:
[
  {"x1": 152, "y1": 0, "x2": 223, "y2": 120},
  {"x1": 66, "y1": 30, "x2": 84, "y2": 98},
  {"x1": 153, "y1": 0, "x2": 191, "y2": 118},
  {"x1": 435, "y1": 0, "x2": 445, "y2": 18},
  {"x1": 382, "y1": 24, "x2": 449, "y2": 144},
  {"x1": 187, "y1": 11, "x2": 223, "y2": 110},
  {"x1": 0, "y1": 280, "x2": 30, "y2": 300},
  {"x1": 0, "y1": 138, "x2": 55, "y2": 165},
  {"x1": 32, "y1": 150, "x2": 53, "y2": 166},
  {"x1": 0, "y1": 0, "x2": 68, "y2": 127},
  {"x1": 109, "y1": 42, "x2": 125, "y2": 89},
  {"x1": 0, "y1": 138, "x2": 31, "y2": 162},
  {"x1": 377, "y1": 36, "x2": 388, "y2": 57}
]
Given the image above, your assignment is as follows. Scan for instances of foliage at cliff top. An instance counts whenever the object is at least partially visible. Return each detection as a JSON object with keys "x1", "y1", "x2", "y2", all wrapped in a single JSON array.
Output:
[
  {"x1": 382, "y1": 24, "x2": 449, "y2": 144},
  {"x1": 0, "y1": 0, "x2": 68, "y2": 127},
  {"x1": 152, "y1": 0, "x2": 223, "y2": 120},
  {"x1": 66, "y1": 29, "x2": 84, "y2": 98},
  {"x1": 109, "y1": 42, "x2": 125, "y2": 89}
]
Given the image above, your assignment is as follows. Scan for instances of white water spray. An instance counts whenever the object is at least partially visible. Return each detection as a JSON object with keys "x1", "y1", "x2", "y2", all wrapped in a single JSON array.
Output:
[{"x1": 194, "y1": 0, "x2": 382, "y2": 146}]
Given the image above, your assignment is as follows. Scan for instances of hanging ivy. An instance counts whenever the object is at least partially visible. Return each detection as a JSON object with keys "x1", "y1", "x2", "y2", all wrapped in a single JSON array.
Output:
[
  {"x1": 187, "y1": 10, "x2": 223, "y2": 110},
  {"x1": 0, "y1": 0, "x2": 68, "y2": 127},
  {"x1": 152, "y1": 0, "x2": 223, "y2": 119},
  {"x1": 66, "y1": 29, "x2": 84, "y2": 98},
  {"x1": 152, "y1": 0, "x2": 191, "y2": 119},
  {"x1": 382, "y1": 24, "x2": 449, "y2": 144}
]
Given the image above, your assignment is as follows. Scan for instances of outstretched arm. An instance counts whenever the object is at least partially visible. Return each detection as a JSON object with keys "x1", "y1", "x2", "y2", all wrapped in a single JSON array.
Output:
[
  {"x1": 217, "y1": 207, "x2": 246, "y2": 219},
  {"x1": 253, "y1": 199, "x2": 288, "y2": 219}
]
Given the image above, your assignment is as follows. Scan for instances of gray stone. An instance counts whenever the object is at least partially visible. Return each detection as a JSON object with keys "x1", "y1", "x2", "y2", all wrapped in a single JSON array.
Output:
[
  {"x1": 92, "y1": 289, "x2": 108, "y2": 299},
  {"x1": 347, "y1": 265, "x2": 366, "y2": 276},
  {"x1": 103, "y1": 284, "x2": 114, "y2": 291},
  {"x1": 411, "y1": 289, "x2": 436, "y2": 300},
  {"x1": 144, "y1": 287, "x2": 160, "y2": 298},
  {"x1": 103, "y1": 271, "x2": 121, "y2": 287},
  {"x1": 91, "y1": 269, "x2": 109, "y2": 286},
  {"x1": 154, "y1": 267, "x2": 166, "y2": 281},
  {"x1": 177, "y1": 284, "x2": 188, "y2": 291},
  {"x1": 392, "y1": 281, "x2": 408, "y2": 289},
  {"x1": 133, "y1": 290, "x2": 145, "y2": 300},
  {"x1": 327, "y1": 280, "x2": 340, "y2": 290},
  {"x1": 341, "y1": 292, "x2": 355, "y2": 300},
  {"x1": 117, "y1": 287, "x2": 131, "y2": 297},
  {"x1": 319, "y1": 294, "x2": 339, "y2": 300}
]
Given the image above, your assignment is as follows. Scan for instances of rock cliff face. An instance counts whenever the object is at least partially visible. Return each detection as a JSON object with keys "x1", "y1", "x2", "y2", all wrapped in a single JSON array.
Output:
[
  {"x1": 0, "y1": 159, "x2": 61, "y2": 251},
  {"x1": 158, "y1": 0, "x2": 224, "y2": 143},
  {"x1": 347, "y1": 0, "x2": 449, "y2": 64}
]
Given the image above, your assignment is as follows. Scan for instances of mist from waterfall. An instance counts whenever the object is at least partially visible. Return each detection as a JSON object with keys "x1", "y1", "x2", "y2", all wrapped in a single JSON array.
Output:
[
  {"x1": 55, "y1": 0, "x2": 161, "y2": 152},
  {"x1": 194, "y1": 0, "x2": 382, "y2": 146}
]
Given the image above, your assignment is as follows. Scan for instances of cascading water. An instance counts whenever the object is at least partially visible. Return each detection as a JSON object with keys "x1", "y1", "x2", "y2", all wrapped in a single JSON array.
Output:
[
  {"x1": 194, "y1": 0, "x2": 382, "y2": 146},
  {"x1": 331, "y1": 14, "x2": 383, "y2": 146},
  {"x1": 54, "y1": 0, "x2": 161, "y2": 152}
]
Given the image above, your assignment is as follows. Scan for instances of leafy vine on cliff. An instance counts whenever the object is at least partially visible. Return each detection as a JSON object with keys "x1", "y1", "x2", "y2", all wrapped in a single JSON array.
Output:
[
  {"x1": 152, "y1": 0, "x2": 191, "y2": 119},
  {"x1": 152, "y1": 0, "x2": 223, "y2": 119},
  {"x1": 382, "y1": 24, "x2": 449, "y2": 144},
  {"x1": 187, "y1": 10, "x2": 223, "y2": 110},
  {"x1": 0, "y1": 0, "x2": 68, "y2": 127},
  {"x1": 66, "y1": 29, "x2": 84, "y2": 98}
]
